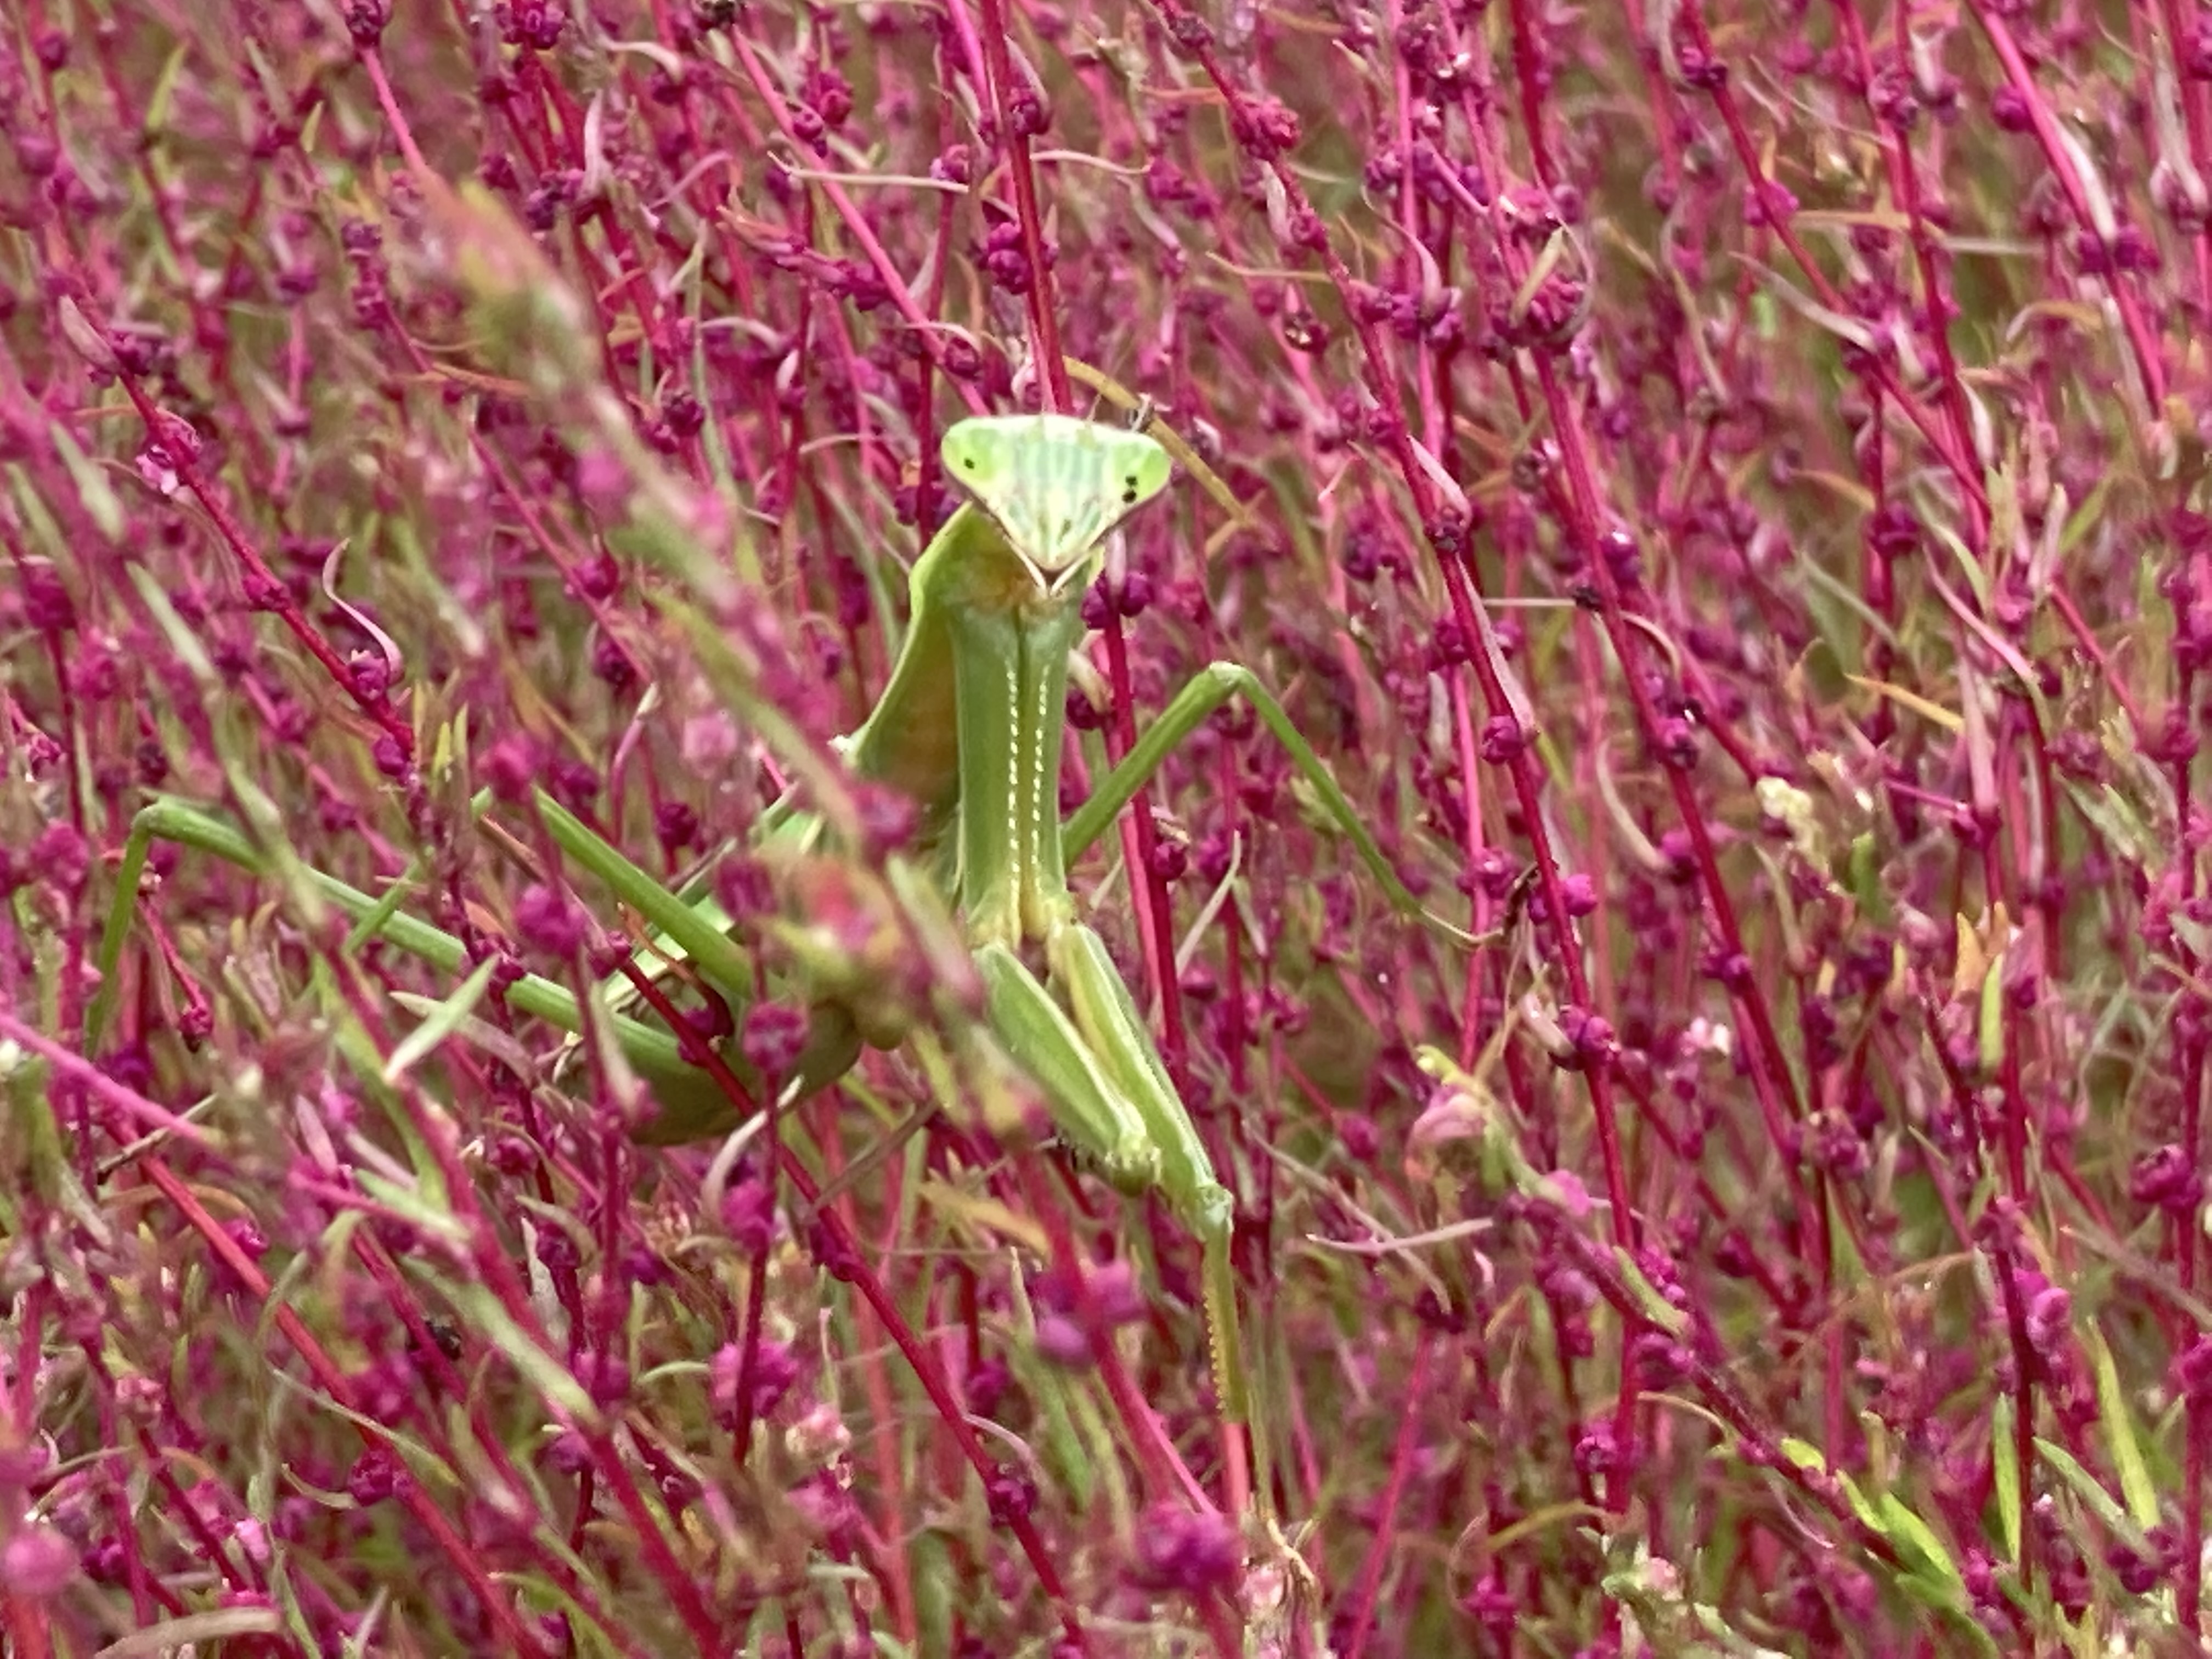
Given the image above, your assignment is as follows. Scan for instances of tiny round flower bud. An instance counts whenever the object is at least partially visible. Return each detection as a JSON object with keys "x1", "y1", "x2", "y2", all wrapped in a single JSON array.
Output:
[
  {"x1": 1864, "y1": 501, "x2": 1921, "y2": 560},
  {"x1": 1572, "y1": 1420, "x2": 1622, "y2": 1479},
  {"x1": 1033, "y1": 1313, "x2": 1090, "y2": 1369},
  {"x1": 741, "y1": 1000, "x2": 811, "y2": 1079},
  {"x1": 1558, "y1": 872, "x2": 1600, "y2": 916},
  {"x1": 1228, "y1": 94, "x2": 1300, "y2": 160},
  {"x1": 984, "y1": 1466, "x2": 1037, "y2": 1527},
  {"x1": 1127, "y1": 1501, "x2": 1240, "y2": 1595},
  {"x1": 1479, "y1": 715, "x2": 1528, "y2": 764},
  {"x1": 1167, "y1": 9, "x2": 1212, "y2": 51},
  {"x1": 655, "y1": 800, "x2": 699, "y2": 855},
  {"x1": 2130, "y1": 1145, "x2": 2204, "y2": 1212},
  {"x1": 577, "y1": 1351, "x2": 630, "y2": 1408},
  {"x1": 1653, "y1": 716, "x2": 1699, "y2": 770},
  {"x1": 514, "y1": 883, "x2": 588, "y2": 958},
  {"x1": 0, "y1": 1526, "x2": 78, "y2": 1598},
  {"x1": 344, "y1": 0, "x2": 390, "y2": 45},
  {"x1": 545, "y1": 1428, "x2": 592, "y2": 1476},
  {"x1": 481, "y1": 735, "x2": 544, "y2": 803},
  {"x1": 2024, "y1": 1283, "x2": 2072, "y2": 1358},
  {"x1": 966, "y1": 1357, "x2": 1012, "y2": 1416},
  {"x1": 347, "y1": 1447, "x2": 399, "y2": 1505},
  {"x1": 720, "y1": 1176, "x2": 775, "y2": 1253}
]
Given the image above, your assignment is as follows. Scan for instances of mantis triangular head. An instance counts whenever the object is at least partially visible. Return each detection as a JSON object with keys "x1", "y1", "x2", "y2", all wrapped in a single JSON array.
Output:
[{"x1": 940, "y1": 413, "x2": 1173, "y2": 592}]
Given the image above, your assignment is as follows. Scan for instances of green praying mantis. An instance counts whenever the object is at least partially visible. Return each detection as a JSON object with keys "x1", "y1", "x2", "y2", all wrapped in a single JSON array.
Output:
[{"x1": 91, "y1": 409, "x2": 1473, "y2": 1496}]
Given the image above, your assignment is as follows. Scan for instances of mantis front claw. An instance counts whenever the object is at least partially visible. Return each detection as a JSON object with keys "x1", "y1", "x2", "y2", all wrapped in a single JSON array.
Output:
[{"x1": 975, "y1": 940, "x2": 1163, "y2": 1196}]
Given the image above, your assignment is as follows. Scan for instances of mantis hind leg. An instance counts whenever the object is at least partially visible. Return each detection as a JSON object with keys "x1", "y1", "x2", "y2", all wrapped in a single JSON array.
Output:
[
  {"x1": 627, "y1": 1005, "x2": 864, "y2": 1146},
  {"x1": 976, "y1": 932, "x2": 1247, "y2": 1428},
  {"x1": 1042, "y1": 922, "x2": 1248, "y2": 1429},
  {"x1": 108, "y1": 797, "x2": 846, "y2": 1147},
  {"x1": 1061, "y1": 661, "x2": 1477, "y2": 949}
]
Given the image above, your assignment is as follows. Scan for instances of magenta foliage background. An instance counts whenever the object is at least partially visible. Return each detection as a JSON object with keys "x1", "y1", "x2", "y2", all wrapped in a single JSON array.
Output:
[{"x1": 3, "y1": 0, "x2": 2211, "y2": 1654}]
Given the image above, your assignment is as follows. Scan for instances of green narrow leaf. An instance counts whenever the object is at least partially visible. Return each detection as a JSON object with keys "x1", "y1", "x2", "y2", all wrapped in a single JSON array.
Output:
[
  {"x1": 86, "y1": 815, "x2": 157, "y2": 1053},
  {"x1": 1006, "y1": 1261, "x2": 1096, "y2": 1507},
  {"x1": 1, "y1": 1032, "x2": 66, "y2": 1215},
  {"x1": 1977, "y1": 946, "x2": 2006, "y2": 1076},
  {"x1": 1926, "y1": 515, "x2": 1994, "y2": 618},
  {"x1": 1612, "y1": 1246, "x2": 1691, "y2": 1337},
  {"x1": 911, "y1": 1530, "x2": 958, "y2": 1659},
  {"x1": 1844, "y1": 673, "x2": 1961, "y2": 732},
  {"x1": 388, "y1": 993, "x2": 541, "y2": 1079},
  {"x1": 1778, "y1": 1438, "x2": 1886, "y2": 1534},
  {"x1": 312, "y1": 958, "x2": 454, "y2": 1214},
  {"x1": 382, "y1": 956, "x2": 501, "y2": 1085},
  {"x1": 342, "y1": 866, "x2": 424, "y2": 958},
  {"x1": 96, "y1": 1609, "x2": 286, "y2": 1655},
  {"x1": 143, "y1": 41, "x2": 191, "y2": 132},
  {"x1": 1877, "y1": 1492, "x2": 1965, "y2": 1594},
  {"x1": 128, "y1": 563, "x2": 217, "y2": 687},
  {"x1": 437, "y1": 1279, "x2": 602, "y2": 1427},
  {"x1": 348, "y1": 1167, "x2": 471, "y2": 1248},
  {"x1": 1842, "y1": 833, "x2": 1893, "y2": 926},
  {"x1": 1835, "y1": 1468, "x2": 1883, "y2": 1537},
  {"x1": 47, "y1": 421, "x2": 123, "y2": 541},
  {"x1": 1992, "y1": 1395, "x2": 2021, "y2": 1563},
  {"x1": 2035, "y1": 1436, "x2": 2147, "y2": 1547},
  {"x1": 2084, "y1": 1322, "x2": 2162, "y2": 1530},
  {"x1": 1736, "y1": 254, "x2": 1886, "y2": 354}
]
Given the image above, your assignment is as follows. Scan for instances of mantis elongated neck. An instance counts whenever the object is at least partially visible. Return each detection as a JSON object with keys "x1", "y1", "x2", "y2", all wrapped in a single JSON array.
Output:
[
  {"x1": 945, "y1": 566, "x2": 1088, "y2": 953},
  {"x1": 838, "y1": 499, "x2": 1098, "y2": 953}
]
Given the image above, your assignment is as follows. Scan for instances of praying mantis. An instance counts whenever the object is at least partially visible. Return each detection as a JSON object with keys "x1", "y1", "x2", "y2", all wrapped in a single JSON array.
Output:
[{"x1": 93, "y1": 409, "x2": 1470, "y2": 1504}]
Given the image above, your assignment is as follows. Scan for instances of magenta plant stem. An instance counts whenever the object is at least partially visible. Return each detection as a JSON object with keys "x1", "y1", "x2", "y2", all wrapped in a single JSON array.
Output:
[
  {"x1": 1833, "y1": 1, "x2": 1988, "y2": 551},
  {"x1": 2157, "y1": 0, "x2": 2212, "y2": 309},
  {"x1": 1966, "y1": 3, "x2": 2168, "y2": 407},
  {"x1": 968, "y1": 0, "x2": 1068, "y2": 417},
  {"x1": 136, "y1": 1156, "x2": 558, "y2": 1658},
  {"x1": 1141, "y1": 0, "x2": 1634, "y2": 1237},
  {"x1": 723, "y1": 31, "x2": 990, "y2": 408},
  {"x1": 1675, "y1": 2, "x2": 1987, "y2": 506},
  {"x1": 622, "y1": 972, "x2": 1096, "y2": 1652},
  {"x1": 110, "y1": 375, "x2": 422, "y2": 788},
  {"x1": 1338, "y1": 1328, "x2": 1431, "y2": 1659}
]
